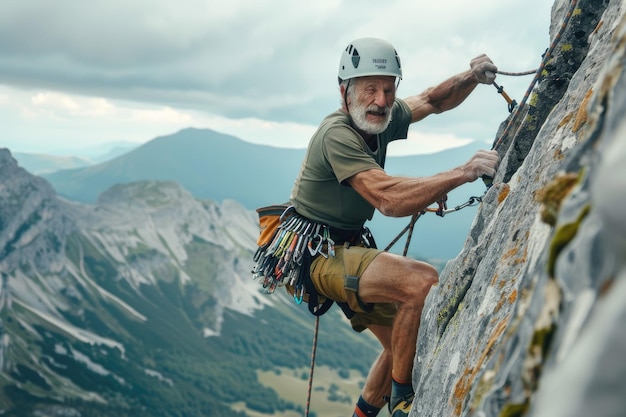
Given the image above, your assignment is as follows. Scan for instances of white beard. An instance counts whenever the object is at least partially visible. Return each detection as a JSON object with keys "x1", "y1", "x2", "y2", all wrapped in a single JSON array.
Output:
[{"x1": 350, "y1": 103, "x2": 393, "y2": 135}]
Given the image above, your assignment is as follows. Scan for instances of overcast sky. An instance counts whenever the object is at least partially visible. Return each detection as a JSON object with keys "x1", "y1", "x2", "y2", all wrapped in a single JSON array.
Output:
[{"x1": 0, "y1": 0, "x2": 554, "y2": 157}]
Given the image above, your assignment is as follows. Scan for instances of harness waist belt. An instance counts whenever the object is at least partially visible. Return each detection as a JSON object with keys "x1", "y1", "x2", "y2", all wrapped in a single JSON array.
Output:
[{"x1": 328, "y1": 226, "x2": 363, "y2": 244}]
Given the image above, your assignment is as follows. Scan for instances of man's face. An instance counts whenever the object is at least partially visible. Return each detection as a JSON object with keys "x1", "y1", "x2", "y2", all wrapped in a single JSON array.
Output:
[{"x1": 348, "y1": 76, "x2": 396, "y2": 135}]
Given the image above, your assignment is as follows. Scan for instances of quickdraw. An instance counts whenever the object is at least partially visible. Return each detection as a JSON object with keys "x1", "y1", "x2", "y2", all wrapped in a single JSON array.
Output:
[
  {"x1": 384, "y1": 193, "x2": 485, "y2": 253},
  {"x1": 488, "y1": 69, "x2": 539, "y2": 113},
  {"x1": 252, "y1": 209, "x2": 336, "y2": 300}
]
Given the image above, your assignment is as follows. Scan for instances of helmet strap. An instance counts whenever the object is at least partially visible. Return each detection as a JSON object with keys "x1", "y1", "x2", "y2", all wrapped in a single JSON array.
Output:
[{"x1": 343, "y1": 79, "x2": 352, "y2": 112}]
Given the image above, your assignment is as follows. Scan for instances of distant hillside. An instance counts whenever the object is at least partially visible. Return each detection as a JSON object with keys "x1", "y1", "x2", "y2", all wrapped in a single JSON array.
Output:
[{"x1": 13, "y1": 152, "x2": 92, "y2": 174}]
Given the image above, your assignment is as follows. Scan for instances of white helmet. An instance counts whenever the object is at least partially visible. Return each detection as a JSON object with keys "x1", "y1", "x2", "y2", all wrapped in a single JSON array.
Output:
[{"x1": 338, "y1": 38, "x2": 402, "y2": 84}]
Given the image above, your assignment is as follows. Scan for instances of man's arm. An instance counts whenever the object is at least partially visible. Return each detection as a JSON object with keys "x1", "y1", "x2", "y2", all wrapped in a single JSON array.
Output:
[
  {"x1": 403, "y1": 54, "x2": 497, "y2": 123},
  {"x1": 347, "y1": 149, "x2": 500, "y2": 218}
]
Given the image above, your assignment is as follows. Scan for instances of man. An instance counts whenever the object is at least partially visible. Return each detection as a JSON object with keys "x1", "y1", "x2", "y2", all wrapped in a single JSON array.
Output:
[{"x1": 289, "y1": 38, "x2": 500, "y2": 417}]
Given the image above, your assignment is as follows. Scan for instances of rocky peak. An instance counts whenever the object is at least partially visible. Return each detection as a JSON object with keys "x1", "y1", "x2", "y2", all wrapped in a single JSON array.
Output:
[{"x1": 0, "y1": 148, "x2": 72, "y2": 273}]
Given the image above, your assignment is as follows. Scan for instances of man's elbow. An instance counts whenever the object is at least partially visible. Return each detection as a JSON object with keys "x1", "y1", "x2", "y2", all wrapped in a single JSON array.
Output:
[{"x1": 377, "y1": 199, "x2": 404, "y2": 218}]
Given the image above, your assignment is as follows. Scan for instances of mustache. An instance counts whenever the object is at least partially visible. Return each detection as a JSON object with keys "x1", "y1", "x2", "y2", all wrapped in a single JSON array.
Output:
[{"x1": 366, "y1": 105, "x2": 390, "y2": 115}]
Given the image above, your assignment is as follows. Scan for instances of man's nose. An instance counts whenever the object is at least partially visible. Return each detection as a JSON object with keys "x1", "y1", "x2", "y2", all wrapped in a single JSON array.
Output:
[{"x1": 373, "y1": 89, "x2": 387, "y2": 107}]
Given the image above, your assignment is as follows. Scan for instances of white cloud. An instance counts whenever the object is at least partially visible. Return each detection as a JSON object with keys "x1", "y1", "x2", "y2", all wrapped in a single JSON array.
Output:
[
  {"x1": 128, "y1": 107, "x2": 193, "y2": 124},
  {"x1": 388, "y1": 132, "x2": 474, "y2": 157},
  {"x1": 32, "y1": 92, "x2": 81, "y2": 112}
]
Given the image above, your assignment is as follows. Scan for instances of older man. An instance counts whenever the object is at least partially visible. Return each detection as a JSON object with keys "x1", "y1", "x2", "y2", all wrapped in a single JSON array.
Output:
[{"x1": 289, "y1": 38, "x2": 500, "y2": 417}]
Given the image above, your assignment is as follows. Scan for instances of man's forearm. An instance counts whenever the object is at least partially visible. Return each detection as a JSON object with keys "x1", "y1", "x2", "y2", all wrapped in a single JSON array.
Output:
[
  {"x1": 350, "y1": 168, "x2": 470, "y2": 218},
  {"x1": 426, "y1": 70, "x2": 479, "y2": 114}
]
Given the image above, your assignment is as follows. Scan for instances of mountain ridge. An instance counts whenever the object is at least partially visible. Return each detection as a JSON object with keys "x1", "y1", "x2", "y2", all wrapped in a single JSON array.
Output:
[{"x1": 0, "y1": 148, "x2": 377, "y2": 416}]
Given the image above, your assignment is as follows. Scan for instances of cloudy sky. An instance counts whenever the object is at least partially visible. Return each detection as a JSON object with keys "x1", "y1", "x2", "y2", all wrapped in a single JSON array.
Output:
[{"x1": 0, "y1": 0, "x2": 554, "y2": 157}]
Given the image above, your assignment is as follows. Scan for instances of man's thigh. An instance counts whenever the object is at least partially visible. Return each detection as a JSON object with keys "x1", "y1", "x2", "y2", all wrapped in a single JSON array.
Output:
[
  {"x1": 358, "y1": 251, "x2": 439, "y2": 304},
  {"x1": 310, "y1": 244, "x2": 382, "y2": 305},
  {"x1": 309, "y1": 243, "x2": 397, "y2": 332}
]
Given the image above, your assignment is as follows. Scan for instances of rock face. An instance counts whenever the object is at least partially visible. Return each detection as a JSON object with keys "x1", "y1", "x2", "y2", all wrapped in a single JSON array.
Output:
[{"x1": 411, "y1": 1, "x2": 626, "y2": 416}]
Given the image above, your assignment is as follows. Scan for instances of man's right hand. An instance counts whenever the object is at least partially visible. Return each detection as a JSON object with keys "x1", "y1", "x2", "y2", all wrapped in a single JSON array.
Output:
[
  {"x1": 463, "y1": 149, "x2": 500, "y2": 181},
  {"x1": 470, "y1": 54, "x2": 497, "y2": 84}
]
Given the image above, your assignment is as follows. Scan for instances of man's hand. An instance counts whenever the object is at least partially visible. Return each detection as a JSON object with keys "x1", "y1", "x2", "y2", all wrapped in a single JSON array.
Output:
[
  {"x1": 463, "y1": 149, "x2": 500, "y2": 181},
  {"x1": 470, "y1": 54, "x2": 497, "y2": 84}
]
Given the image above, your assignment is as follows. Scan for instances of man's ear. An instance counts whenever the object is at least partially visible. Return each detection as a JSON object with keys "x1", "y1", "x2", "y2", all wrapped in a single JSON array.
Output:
[{"x1": 340, "y1": 83, "x2": 350, "y2": 111}]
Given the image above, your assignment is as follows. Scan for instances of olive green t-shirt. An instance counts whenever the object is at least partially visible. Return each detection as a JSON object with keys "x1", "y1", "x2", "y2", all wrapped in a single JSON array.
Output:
[{"x1": 290, "y1": 99, "x2": 412, "y2": 230}]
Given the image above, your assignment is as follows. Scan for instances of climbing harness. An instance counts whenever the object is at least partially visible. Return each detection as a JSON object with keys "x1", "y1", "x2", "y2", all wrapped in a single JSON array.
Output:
[{"x1": 252, "y1": 206, "x2": 374, "y2": 316}]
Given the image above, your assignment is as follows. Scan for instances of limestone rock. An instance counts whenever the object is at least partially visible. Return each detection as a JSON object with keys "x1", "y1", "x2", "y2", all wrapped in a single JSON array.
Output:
[{"x1": 411, "y1": 1, "x2": 626, "y2": 416}]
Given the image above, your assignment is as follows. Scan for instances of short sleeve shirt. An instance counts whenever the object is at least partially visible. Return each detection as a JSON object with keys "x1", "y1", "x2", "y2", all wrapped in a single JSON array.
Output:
[{"x1": 290, "y1": 99, "x2": 412, "y2": 230}]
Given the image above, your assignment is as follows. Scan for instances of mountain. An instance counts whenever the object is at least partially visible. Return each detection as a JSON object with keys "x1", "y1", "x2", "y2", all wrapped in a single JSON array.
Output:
[
  {"x1": 42, "y1": 129, "x2": 487, "y2": 260},
  {"x1": 0, "y1": 149, "x2": 378, "y2": 417},
  {"x1": 42, "y1": 128, "x2": 305, "y2": 209},
  {"x1": 12, "y1": 141, "x2": 139, "y2": 175},
  {"x1": 89, "y1": 142, "x2": 137, "y2": 162}
]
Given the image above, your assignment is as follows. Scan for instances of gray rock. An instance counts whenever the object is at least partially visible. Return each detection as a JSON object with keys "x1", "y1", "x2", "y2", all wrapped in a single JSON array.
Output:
[{"x1": 410, "y1": 1, "x2": 626, "y2": 416}]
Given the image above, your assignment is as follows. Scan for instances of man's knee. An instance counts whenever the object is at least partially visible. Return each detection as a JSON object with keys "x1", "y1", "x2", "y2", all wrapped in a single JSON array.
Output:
[
  {"x1": 419, "y1": 263, "x2": 439, "y2": 287},
  {"x1": 407, "y1": 261, "x2": 438, "y2": 299}
]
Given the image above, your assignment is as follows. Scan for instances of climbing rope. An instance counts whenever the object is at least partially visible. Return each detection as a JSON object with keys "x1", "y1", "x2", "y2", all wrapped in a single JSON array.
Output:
[
  {"x1": 384, "y1": 195, "x2": 485, "y2": 253},
  {"x1": 495, "y1": 69, "x2": 538, "y2": 77},
  {"x1": 390, "y1": 0, "x2": 581, "y2": 253},
  {"x1": 304, "y1": 315, "x2": 320, "y2": 417}
]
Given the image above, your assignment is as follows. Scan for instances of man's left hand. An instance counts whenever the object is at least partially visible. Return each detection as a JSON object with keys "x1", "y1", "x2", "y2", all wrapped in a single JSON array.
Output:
[{"x1": 470, "y1": 54, "x2": 497, "y2": 84}]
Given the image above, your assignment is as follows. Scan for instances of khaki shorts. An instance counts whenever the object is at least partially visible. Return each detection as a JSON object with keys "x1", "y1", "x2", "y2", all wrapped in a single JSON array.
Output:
[{"x1": 309, "y1": 243, "x2": 397, "y2": 332}]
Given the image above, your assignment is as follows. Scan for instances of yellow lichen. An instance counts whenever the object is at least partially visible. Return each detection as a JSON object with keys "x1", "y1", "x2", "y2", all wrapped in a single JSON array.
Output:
[
  {"x1": 558, "y1": 112, "x2": 574, "y2": 128},
  {"x1": 452, "y1": 318, "x2": 510, "y2": 415},
  {"x1": 561, "y1": 43, "x2": 573, "y2": 52},
  {"x1": 502, "y1": 247, "x2": 518, "y2": 260},
  {"x1": 498, "y1": 184, "x2": 511, "y2": 204},
  {"x1": 513, "y1": 247, "x2": 528, "y2": 265},
  {"x1": 535, "y1": 172, "x2": 581, "y2": 226},
  {"x1": 547, "y1": 204, "x2": 591, "y2": 277},
  {"x1": 593, "y1": 20, "x2": 604, "y2": 34},
  {"x1": 572, "y1": 88, "x2": 593, "y2": 133},
  {"x1": 553, "y1": 148, "x2": 565, "y2": 161},
  {"x1": 529, "y1": 92, "x2": 539, "y2": 107},
  {"x1": 499, "y1": 402, "x2": 529, "y2": 417},
  {"x1": 490, "y1": 272, "x2": 500, "y2": 286}
]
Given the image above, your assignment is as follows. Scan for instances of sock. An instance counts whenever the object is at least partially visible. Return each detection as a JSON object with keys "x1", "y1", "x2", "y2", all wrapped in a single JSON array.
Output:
[{"x1": 353, "y1": 395, "x2": 381, "y2": 417}]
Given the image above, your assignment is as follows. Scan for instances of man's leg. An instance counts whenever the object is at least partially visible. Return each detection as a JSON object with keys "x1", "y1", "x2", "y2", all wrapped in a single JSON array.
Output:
[
  {"x1": 357, "y1": 252, "x2": 438, "y2": 408},
  {"x1": 357, "y1": 325, "x2": 393, "y2": 411}
]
